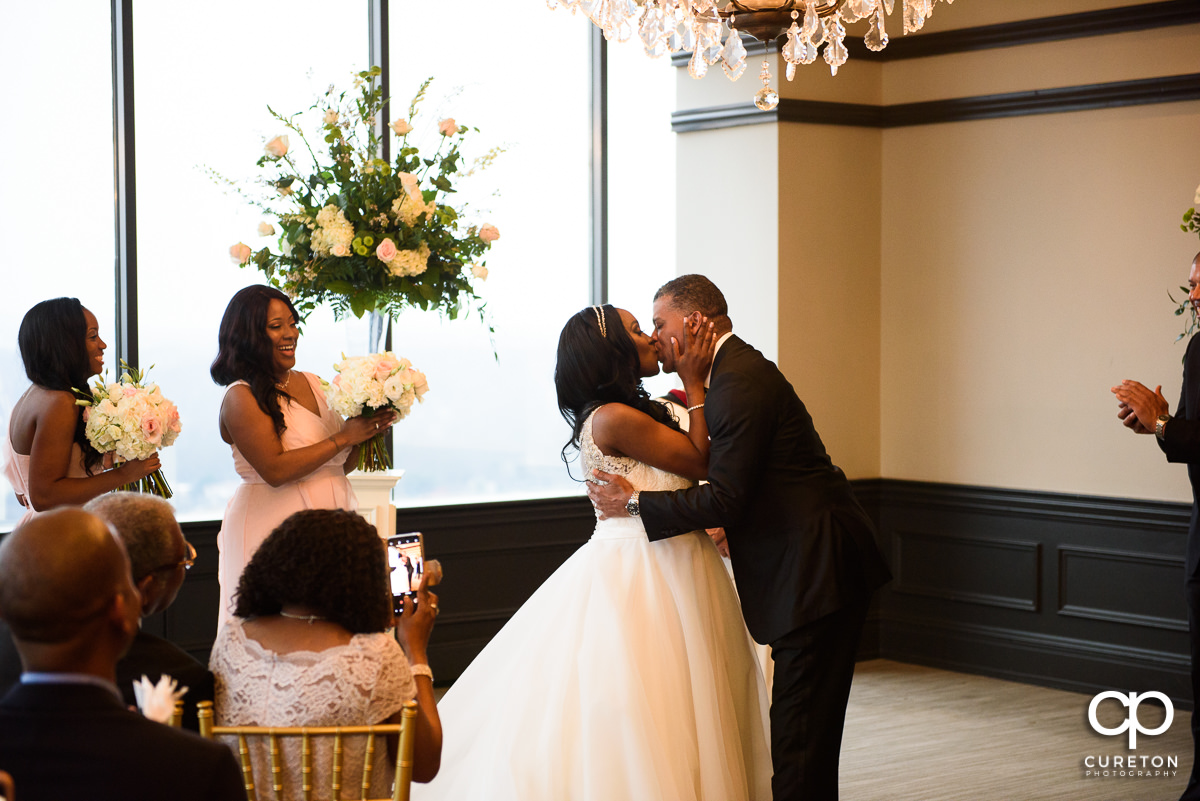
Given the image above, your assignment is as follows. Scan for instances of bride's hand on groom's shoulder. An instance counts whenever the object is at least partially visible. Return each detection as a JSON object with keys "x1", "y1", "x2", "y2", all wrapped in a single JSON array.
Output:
[
  {"x1": 587, "y1": 469, "x2": 633, "y2": 519},
  {"x1": 674, "y1": 316, "x2": 716, "y2": 389}
]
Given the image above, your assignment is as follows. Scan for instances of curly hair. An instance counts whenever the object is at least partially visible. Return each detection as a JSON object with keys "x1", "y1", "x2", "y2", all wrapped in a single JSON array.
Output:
[
  {"x1": 209, "y1": 285, "x2": 301, "y2": 437},
  {"x1": 18, "y1": 298, "x2": 103, "y2": 473},
  {"x1": 554, "y1": 304, "x2": 679, "y2": 476},
  {"x1": 653, "y1": 274, "x2": 729, "y2": 320},
  {"x1": 233, "y1": 509, "x2": 392, "y2": 633}
]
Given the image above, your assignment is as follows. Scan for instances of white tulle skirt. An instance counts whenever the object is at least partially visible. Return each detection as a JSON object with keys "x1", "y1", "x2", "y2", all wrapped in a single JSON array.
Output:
[{"x1": 412, "y1": 517, "x2": 772, "y2": 801}]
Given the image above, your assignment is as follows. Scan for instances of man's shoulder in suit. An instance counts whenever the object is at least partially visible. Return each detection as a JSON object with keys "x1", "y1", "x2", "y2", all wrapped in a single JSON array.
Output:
[{"x1": 0, "y1": 682, "x2": 243, "y2": 801}]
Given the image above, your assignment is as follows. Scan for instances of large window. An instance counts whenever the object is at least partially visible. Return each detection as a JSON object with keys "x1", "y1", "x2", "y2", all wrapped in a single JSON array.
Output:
[
  {"x1": 607, "y1": 34, "x2": 678, "y2": 401},
  {"x1": 132, "y1": 1, "x2": 370, "y2": 521},
  {"x1": 1, "y1": 1, "x2": 675, "y2": 525},
  {"x1": 0, "y1": 2, "x2": 116, "y2": 531}
]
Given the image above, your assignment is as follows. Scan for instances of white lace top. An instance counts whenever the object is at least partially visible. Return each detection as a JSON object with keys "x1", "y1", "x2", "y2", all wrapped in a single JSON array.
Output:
[
  {"x1": 581, "y1": 408, "x2": 693, "y2": 532},
  {"x1": 210, "y1": 619, "x2": 416, "y2": 799}
]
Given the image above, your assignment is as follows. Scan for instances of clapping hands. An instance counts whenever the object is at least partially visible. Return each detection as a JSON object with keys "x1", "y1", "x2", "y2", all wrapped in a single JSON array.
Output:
[{"x1": 1111, "y1": 380, "x2": 1169, "y2": 435}]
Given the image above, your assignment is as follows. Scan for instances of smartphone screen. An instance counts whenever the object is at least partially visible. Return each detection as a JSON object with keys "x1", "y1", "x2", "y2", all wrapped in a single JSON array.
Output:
[{"x1": 388, "y1": 532, "x2": 424, "y2": 614}]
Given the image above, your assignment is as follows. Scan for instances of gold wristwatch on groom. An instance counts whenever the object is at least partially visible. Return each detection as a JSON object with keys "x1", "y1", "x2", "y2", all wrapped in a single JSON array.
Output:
[{"x1": 1157, "y1": 414, "x2": 1171, "y2": 441}]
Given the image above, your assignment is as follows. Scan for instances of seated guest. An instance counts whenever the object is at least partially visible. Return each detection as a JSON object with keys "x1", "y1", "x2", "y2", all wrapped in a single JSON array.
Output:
[
  {"x1": 0, "y1": 508, "x2": 244, "y2": 801},
  {"x1": 87, "y1": 492, "x2": 215, "y2": 730},
  {"x1": 0, "y1": 493, "x2": 215, "y2": 730},
  {"x1": 210, "y1": 508, "x2": 441, "y2": 798}
]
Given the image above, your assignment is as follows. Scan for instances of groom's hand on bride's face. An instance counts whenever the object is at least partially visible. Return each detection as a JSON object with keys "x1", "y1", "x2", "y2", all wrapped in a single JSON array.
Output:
[{"x1": 587, "y1": 470, "x2": 633, "y2": 519}]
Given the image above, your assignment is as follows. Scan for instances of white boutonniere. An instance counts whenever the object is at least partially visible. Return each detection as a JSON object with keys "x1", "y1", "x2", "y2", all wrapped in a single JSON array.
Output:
[{"x1": 132, "y1": 674, "x2": 189, "y2": 724}]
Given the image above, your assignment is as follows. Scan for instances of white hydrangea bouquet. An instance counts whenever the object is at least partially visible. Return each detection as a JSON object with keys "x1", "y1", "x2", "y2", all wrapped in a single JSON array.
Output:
[
  {"x1": 75, "y1": 362, "x2": 181, "y2": 498},
  {"x1": 324, "y1": 352, "x2": 429, "y2": 472},
  {"x1": 218, "y1": 66, "x2": 500, "y2": 323}
]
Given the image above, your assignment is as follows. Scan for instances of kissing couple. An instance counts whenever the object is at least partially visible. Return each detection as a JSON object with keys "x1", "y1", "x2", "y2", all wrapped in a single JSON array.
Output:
[{"x1": 414, "y1": 274, "x2": 891, "y2": 801}]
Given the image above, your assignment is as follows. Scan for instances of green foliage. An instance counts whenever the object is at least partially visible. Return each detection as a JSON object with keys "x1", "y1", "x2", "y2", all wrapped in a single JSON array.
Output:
[
  {"x1": 1172, "y1": 190, "x2": 1200, "y2": 347},
  {"x1": 227, "y1": 68, "x2": 499, "y2": 325}
]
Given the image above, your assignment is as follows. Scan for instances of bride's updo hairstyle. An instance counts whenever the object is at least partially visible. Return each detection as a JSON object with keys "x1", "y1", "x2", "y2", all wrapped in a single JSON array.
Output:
[
  {"x1": 233, "y1": 509, "x2": 392, "y2": 633},
  {"x1": 18, "y1": 298, "x2": 103, "y2": 472},
  {"x1": 210, "y1": 285, "x2": 301, "y2": 437},
  {"x1": 555, "y1": 304, "x2": 680, "y2": 475}
]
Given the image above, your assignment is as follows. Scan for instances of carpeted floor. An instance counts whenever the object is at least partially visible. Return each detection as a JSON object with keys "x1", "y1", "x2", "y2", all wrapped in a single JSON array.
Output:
[{"x1": 841, "y1": 659, "x2": 1192, "y2": 801}]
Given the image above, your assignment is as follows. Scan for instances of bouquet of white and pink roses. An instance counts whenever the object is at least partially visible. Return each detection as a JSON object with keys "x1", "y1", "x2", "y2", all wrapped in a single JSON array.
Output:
[
  {"x1": 324, "y1": 352, "x2": 429, "y2": 472},
  {"x1": 75, "y1": 362, "x2": 181, "y2": 498}
]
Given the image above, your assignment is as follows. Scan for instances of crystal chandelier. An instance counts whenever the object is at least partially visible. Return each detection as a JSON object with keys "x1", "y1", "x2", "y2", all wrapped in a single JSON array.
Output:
[{"x1": 550, "y1": 0, "x2": 957, "y2": 110}]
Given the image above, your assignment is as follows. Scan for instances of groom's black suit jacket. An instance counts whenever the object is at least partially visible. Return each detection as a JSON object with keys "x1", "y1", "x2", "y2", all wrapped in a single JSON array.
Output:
[{"x1": 640, "y1": 334, "x2": 891, "y2": 644}]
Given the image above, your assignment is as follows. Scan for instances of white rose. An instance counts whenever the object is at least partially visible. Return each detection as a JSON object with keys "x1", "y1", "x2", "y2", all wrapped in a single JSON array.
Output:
[
  {"x1": 324, "y1": 109, "x2": 339, "y2": 125},
  {"x1": 391, "y1": 118, "x2": 413, "y2": 136},
  {"x1": 257, "y1": 222, "x2": 275, "y2": 237},
  {"x1": 397, "y1": 172, "x2": 422, "y2": 202},
  {"x1": 471, "y1": 263, "x2": 488, "y2": 281},
  {"x1": 331, "y1": 243, "x2": 350, "y2": 258},
  {"x1": 264, "y1": 135, "x2": 289, "y2": 159},
  {"x1": 383, "y1": 372, "x2": 408, "y2": 404}
]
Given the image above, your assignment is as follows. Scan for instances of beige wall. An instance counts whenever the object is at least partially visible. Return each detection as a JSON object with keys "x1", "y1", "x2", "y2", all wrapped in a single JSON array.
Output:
[{"x1": 675, "y1": 5, "x2": 1200, "y2": 501}]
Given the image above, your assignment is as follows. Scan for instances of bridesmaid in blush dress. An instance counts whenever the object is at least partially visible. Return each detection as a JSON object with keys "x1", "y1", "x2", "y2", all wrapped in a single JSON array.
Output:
[
  {"x1": 209, "y1": 286, "x2": 395, "y2": 626},
  {"x1": 4, "y1": 298, "x2": 160, "y2": 528}
]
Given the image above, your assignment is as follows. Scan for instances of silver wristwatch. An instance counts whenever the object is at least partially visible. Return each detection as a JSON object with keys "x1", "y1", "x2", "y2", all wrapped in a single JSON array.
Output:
[
  {"x1": 1156, "y1": 414, "x2": 1171, "y2": 441},
  {"x1": 625, "y1": 490, "x2": 641, "y2": 517}
]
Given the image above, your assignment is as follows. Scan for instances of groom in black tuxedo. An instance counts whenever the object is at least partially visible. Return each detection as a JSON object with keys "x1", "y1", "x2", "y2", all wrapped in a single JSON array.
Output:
[{"x1": 589, "y1": 274, "x2": 891, "y2": 801}]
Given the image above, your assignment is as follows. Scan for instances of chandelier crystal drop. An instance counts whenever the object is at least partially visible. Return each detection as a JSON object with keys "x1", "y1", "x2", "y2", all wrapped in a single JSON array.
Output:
[{"x1": 555, "y1": 0, "x2": 957, "y2": 103}]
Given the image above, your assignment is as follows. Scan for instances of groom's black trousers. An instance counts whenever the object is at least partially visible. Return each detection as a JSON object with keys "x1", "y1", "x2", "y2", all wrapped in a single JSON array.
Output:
[{"x1": 768, "y1": 597, "x2": 870, "y2": 801}]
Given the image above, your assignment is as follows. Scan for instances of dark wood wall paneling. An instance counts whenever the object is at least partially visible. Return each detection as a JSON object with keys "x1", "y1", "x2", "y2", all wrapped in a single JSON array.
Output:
[
  {"x1": 865, "y1": 480, "x2": 1193, "y2": 707},
  {"x1": 151, "y1": 479, "x2": 1193, "y2": 709},
  {"x1": 670, "y1": 1, "x2": 1200, "y2": 133}
]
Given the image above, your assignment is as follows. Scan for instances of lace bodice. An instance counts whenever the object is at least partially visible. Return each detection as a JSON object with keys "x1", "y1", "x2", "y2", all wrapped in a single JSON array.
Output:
[
  {"x1": 210, "y1": 619, "x2": 415, "y2": 799},
  {"x1": 582, "y1": 408, "x2": 693, "y2": 498}
]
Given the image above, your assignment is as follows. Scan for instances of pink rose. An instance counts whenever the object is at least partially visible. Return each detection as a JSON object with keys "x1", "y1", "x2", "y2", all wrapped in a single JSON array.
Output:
[
  {"x1": 264, "y1": 135, "x2": 289, "y2": 158},
  {"x1": 82, "y1": 408, "x2": 90, "y2": 423},
  {"x1": 229, "y1": 242, "x2": 252, "y2": 264},
  {"x1": 478, "y1": 224, "x2": 500, "y2": 243},
  {"x1": 375, "y1": 238, "x2": 398, "y2": 263},
  {"x1": 141, "y1": 414, "x2": 162, "y2": 445},
  {"x1": 331, "y1": 243, "x2": 350, "y2": 258},
  {"x1": 471, "y1": 263, "x2": 488, "y2": 281},
  {"x1": 391, "y1": 118, "x2": 413, "y2": 136},
  {"x1": 374, "y1": 355, "x2": 400, "y2": 381},
  {"x1": 438, "y1": 118, "x2": 459, "y2": 137},
  {"x1": 122, "y1": 385, "x2": 138, "y2": 398}
]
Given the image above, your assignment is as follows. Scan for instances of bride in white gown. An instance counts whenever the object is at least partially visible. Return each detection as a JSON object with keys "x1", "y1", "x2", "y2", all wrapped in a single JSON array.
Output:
[{"x1": 412, "y1": 305, "x2": 771, "y2": 801}]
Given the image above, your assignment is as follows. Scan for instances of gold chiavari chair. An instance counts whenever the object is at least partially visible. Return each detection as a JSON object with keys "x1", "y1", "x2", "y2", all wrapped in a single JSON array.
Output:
[
  {"x1": 169, "y1": 699, "x2": 184, "y2": 727},
  {"x1": 197, "y1": 699, "x2": 419, "y2": 801}
]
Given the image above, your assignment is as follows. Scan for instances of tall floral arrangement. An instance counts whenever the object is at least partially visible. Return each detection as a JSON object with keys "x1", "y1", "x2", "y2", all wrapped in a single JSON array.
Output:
[
  {"x1": 1172, "y1": 181, "x2": 1200, "y2": 343},
  {"x1": 219, "y1": 67, "x2": 500, "y2": 322}
]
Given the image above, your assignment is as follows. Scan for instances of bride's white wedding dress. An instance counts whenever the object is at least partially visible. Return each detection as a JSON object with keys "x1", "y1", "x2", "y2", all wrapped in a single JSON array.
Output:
[{"x1": 413, "y1": 409, "x2": 771, "y2": 801}]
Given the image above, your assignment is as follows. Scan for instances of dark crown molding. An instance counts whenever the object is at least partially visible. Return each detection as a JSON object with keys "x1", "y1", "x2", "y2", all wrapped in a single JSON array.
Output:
[{"x1": 670, "y1": 72, "x2": 1200, "y2": 132}]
